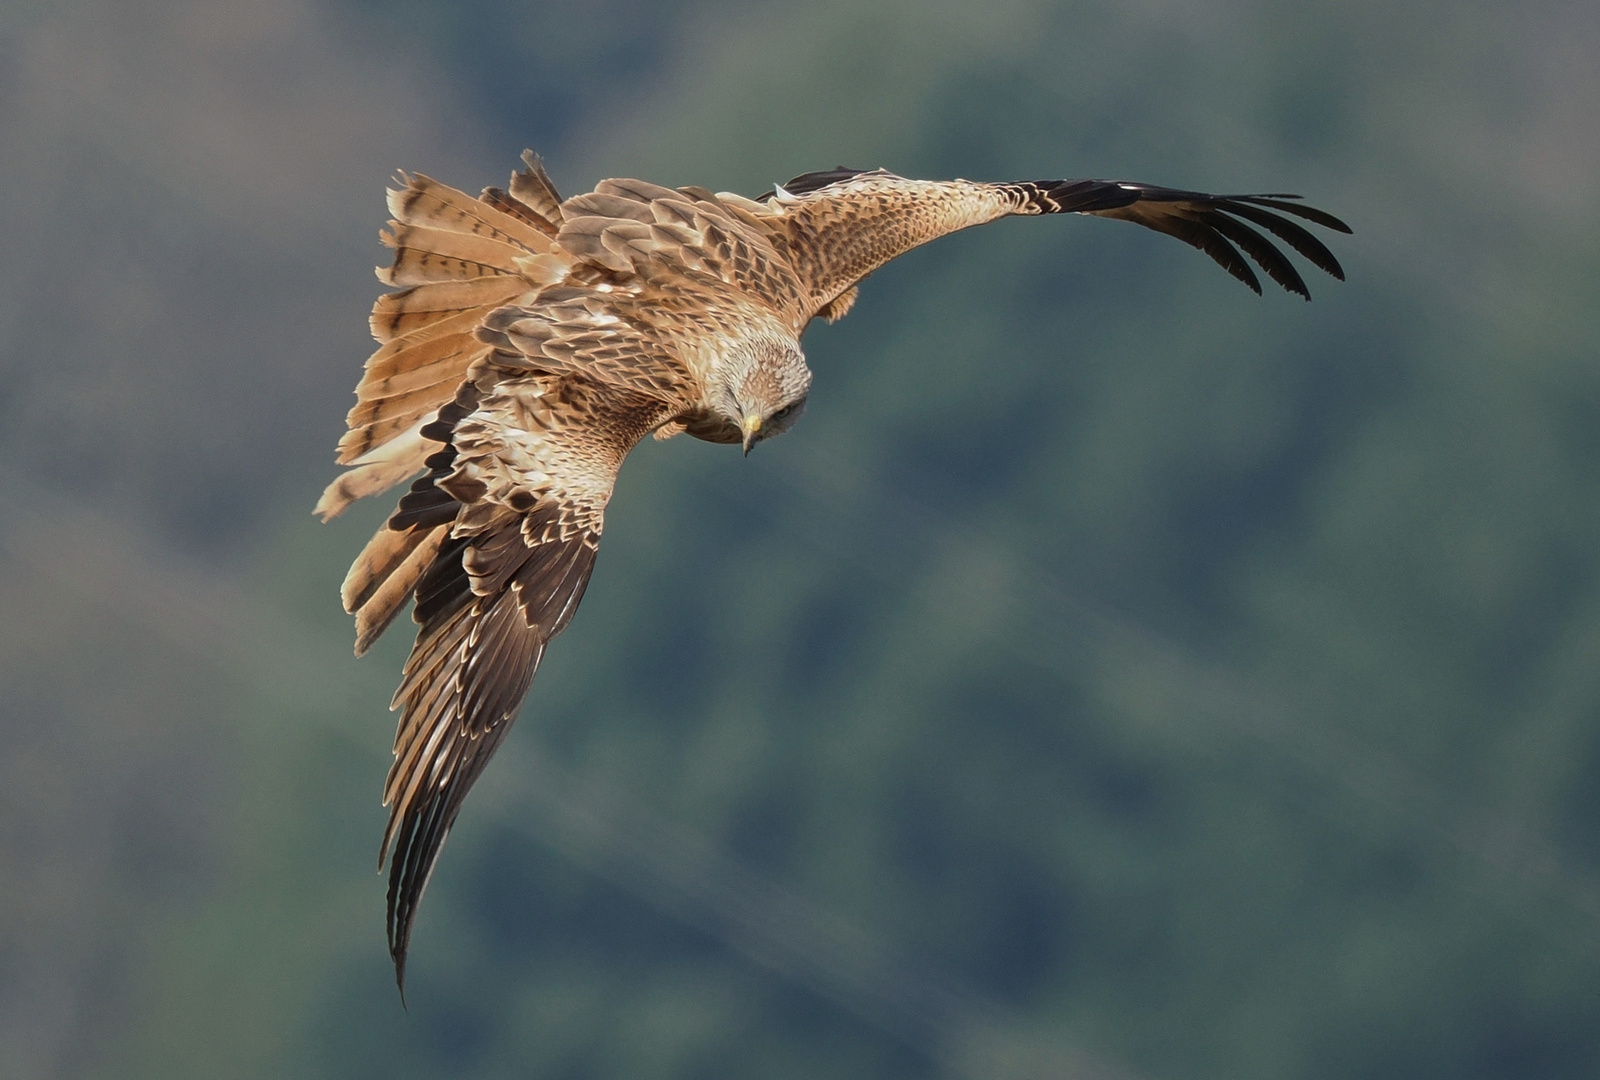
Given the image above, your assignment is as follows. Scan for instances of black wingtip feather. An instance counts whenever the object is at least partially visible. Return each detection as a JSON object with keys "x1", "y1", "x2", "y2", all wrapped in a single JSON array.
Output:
[
  {"x1": 1222, "y1": 202, "x2": 1347, "y2": 281},
  {"x1": 1148, "y1": 212, "x2": 1263, "y2": 294},
  {"x1": 1029, "y1": 180, "x2": 1350, "y2": 297},
  {"x1": 1205, "y1": 210, "x2": 1311, "y2": 300},
  {"x1": 1236, "y1": 195, "x2": 1353, "y2": 234}
]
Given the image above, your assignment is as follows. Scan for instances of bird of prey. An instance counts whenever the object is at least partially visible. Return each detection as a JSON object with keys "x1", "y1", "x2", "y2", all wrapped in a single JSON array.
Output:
[{"x1": 317, "y1": 151, "x2": 1350, "y2": 989}]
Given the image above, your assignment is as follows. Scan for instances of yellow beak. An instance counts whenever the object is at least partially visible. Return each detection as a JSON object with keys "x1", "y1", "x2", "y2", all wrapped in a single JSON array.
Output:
[{"x1": 741, "y1": 414, "x2": 762, "y2": 455}]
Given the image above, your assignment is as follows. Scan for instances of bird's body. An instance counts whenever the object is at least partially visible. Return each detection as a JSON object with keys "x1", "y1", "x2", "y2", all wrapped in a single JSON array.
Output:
[{"x1": 318, "y1": 152, "x2": 1350, "y2": 988}]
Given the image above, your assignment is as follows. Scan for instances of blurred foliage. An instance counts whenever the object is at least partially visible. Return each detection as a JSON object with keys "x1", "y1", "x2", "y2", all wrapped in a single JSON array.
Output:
[{"x1": 2, "y1": 0, "x2": 1599, "y2": 1078}]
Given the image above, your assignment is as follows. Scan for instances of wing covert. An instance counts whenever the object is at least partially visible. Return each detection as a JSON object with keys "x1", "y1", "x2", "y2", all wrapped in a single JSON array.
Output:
[{"x1": 554, "y1": 179, "x2": 807, "y2": 325}]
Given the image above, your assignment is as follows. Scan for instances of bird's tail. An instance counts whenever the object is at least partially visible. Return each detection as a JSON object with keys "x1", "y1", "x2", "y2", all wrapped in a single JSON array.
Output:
[
  {"x1": 337, "y1": 392, "x2": 482, "y2": 656},
  {"x1": 315, "y1": 153, "x2": 570, "y2": 522}
]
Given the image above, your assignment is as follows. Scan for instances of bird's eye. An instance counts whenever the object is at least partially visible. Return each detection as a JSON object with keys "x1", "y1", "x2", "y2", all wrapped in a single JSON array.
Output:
[{"x1": 771, "y1": 404, "x2": 795, "y2": 421}]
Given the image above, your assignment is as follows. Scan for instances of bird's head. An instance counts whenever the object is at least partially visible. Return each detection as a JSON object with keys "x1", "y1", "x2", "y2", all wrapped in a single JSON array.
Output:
[{"x1": 720, "y1": 336, "x2": 812, "y2": 455}]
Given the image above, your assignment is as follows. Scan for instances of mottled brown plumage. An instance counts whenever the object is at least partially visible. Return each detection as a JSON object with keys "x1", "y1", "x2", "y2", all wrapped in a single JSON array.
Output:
[{"x1": 319, "y1": 150, "x2": 1351, "y2": 991}]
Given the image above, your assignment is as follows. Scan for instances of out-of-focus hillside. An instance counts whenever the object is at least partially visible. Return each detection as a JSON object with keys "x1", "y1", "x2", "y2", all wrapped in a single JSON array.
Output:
[{"x1": 1, "y1": 1, "x2": 1598, "y2": 1078}]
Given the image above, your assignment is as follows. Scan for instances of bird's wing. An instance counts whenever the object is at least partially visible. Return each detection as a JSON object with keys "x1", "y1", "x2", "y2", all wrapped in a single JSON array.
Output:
[
  {"x1": 357, "y1": 342, "x2": 679, "y2": 990},
  {"x1": 554, "y1": 177, "x2": 808, "y2": 327},
  {"x1": 755, "y1": 168, "x2": 1352, "y2": 320},
  {"x1": 315, "y1": 153, "x2": 578, "y2": 522}
]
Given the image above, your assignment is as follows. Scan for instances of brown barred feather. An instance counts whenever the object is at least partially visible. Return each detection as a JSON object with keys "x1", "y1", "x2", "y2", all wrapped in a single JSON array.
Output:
[
  {"x1": 376, "y1": 224, "x2": 531, "y2": 285},
  {"x1": 387, "y1": 171, "x2": 556, "y2": 253},
  {"x1": 336, "y1": 400, "x2": 450, "y2": 466},
  {"x1": 508, "y1": 150, "x2": 565, "y2": 225},
  {"x1": 352, "y1": 525, "x2": 449, "y2": 656},
  {"x1": 342, "y1": 518, "x2": 437, "y2": 615},
  {"x1": 315, "y1": 423, "x2": 429, "y2": 520},
  {"x1": 480, "y1": 187, "x2": 558, "y2": 236},
  {"x1": 346, "y1": 373, "x2": 485, "y2": 432},
  {"x1": 369, "y1": 276, "x2": 530, "y2": 341},
  {"x1": 363, "y1": 308, "x2": 488, "y2": 369}
]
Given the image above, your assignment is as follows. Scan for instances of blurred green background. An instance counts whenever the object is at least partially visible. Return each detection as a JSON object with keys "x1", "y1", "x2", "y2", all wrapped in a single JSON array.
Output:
[{"x1": 3, "y1": 1, "x2": 1598, "y2": 1077}]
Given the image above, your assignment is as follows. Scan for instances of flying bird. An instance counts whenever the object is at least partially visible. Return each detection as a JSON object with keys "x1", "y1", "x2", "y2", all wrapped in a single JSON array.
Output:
[{"x1": 317, "y1": 151, "x2": 1350, "y2": 990}]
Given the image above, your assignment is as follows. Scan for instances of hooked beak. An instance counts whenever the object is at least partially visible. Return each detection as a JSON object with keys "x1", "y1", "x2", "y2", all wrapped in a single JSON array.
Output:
[{"x1": 741, "y1": 414, "x2": 761, "y2": 456}]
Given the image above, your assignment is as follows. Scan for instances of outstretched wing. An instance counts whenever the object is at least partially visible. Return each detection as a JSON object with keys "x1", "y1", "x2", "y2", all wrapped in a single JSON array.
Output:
[
  {"x1": 356, "y1": 347, "x2": 679, "y2": 991},
  {"x1": 374, "y1": 372, "x2": 676, "y2": 990},
  {"x1": 757, "y1": 168, "x2": 1351, "y2": 320}
]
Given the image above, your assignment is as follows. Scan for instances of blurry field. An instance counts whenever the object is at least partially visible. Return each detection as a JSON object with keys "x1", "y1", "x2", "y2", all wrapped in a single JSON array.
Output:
[{"x1": 2, "y1": 1, "x2": 1598, "y2": 1078}]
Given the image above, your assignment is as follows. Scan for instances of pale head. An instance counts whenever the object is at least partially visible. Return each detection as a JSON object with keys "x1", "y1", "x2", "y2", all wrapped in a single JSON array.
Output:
[{"x1": 716, "y1": 334, "x2": 812, "y2": 454}]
